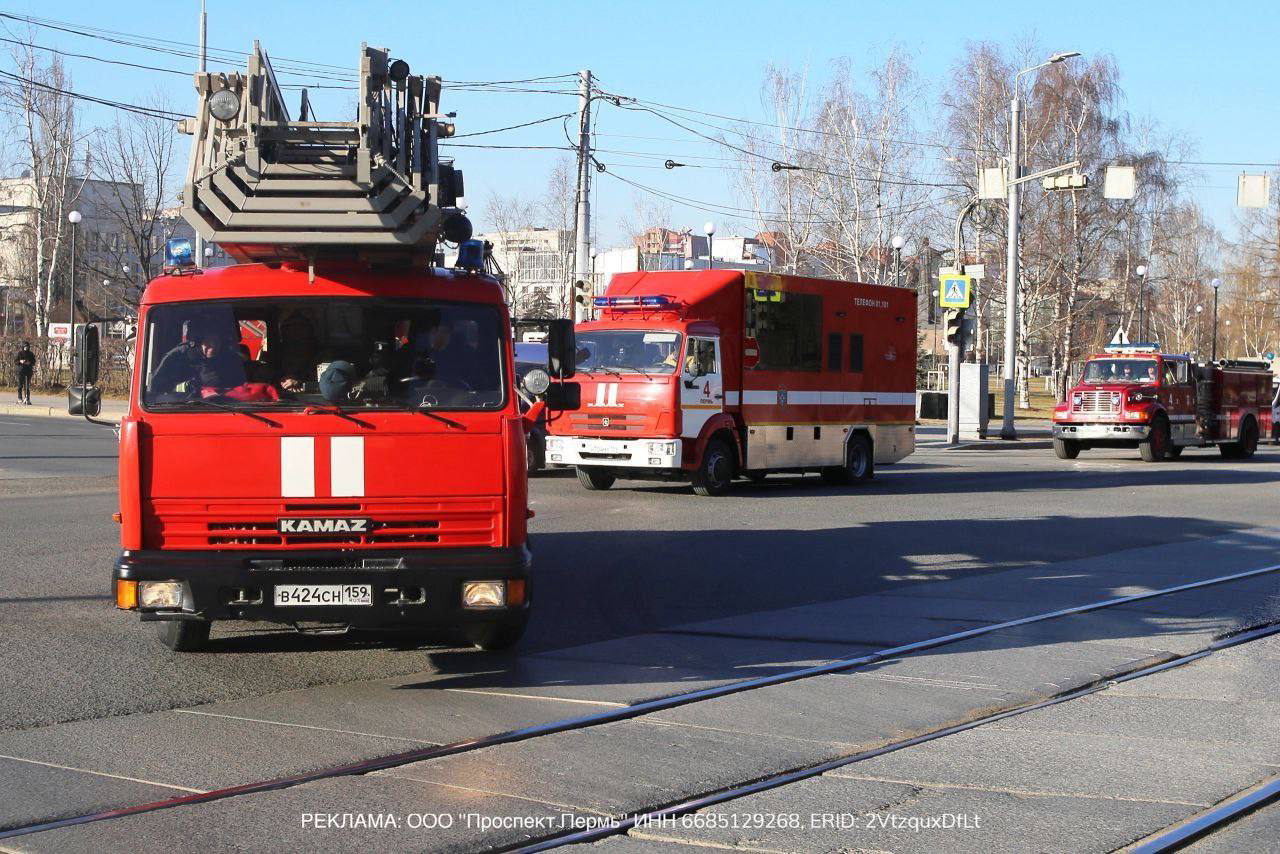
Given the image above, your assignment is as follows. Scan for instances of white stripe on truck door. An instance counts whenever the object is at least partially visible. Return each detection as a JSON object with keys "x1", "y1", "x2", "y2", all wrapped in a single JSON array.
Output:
[{"x1": 280, "y1": 436, "x2": 315, "y2": 497}]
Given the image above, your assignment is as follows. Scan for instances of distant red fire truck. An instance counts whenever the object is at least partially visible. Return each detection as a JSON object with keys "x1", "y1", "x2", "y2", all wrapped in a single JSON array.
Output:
[
  {"x1": 1052, "y1": 345, "x2": 1273, "y2": 462},
  {"x1": 544, "y1": 270, "x2": 917, "y2": 495}
]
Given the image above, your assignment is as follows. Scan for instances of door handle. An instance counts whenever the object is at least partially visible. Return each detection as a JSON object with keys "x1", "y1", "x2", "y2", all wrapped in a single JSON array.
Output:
[{"x1": 713, "y1": 393, "x2": 723, "y2": 400}]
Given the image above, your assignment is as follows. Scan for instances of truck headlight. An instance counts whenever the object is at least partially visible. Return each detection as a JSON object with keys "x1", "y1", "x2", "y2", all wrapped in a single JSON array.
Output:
[
  {"x1": 138, "y1": 581, "x2": 184, "y2": 609},
  {"x1": 462, "y1": 581, "x2": 506, "y2": 608}
]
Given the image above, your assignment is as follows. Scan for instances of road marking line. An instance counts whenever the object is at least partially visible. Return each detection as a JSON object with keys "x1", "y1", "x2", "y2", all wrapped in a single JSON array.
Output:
[
  {"x1": 442, "y1": 688, "x2": 627, "y2": 707},
  {"x1": 173, "y1": 709, "x2": 440, "y2": 743},
  {"x1": 0, "y1": 754, "x2": 205, "y2": 794}
]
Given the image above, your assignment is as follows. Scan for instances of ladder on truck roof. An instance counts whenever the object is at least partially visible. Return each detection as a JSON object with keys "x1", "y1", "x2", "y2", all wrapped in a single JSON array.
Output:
[{"x1": 178, "y1": 42, "x2": 469, "y2": 265}]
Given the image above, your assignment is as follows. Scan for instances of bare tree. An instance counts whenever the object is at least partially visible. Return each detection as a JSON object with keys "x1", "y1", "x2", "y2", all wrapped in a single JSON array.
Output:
[
  {"x1": 87, "y1": 93, "x2": 180, "y2": 315},
  {"x1": 0, "y1": 44, "x2": 87, "y2": 336}
]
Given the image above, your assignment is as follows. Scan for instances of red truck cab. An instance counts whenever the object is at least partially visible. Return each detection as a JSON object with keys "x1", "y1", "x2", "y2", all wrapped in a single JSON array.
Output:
[
  {"x1": 545, "y1": 270, "x2": 916, "y2": 494},
  {"x1": 93, "y1": 260, "x2": 579, "y2": 651},
  {"x1": 1052, "y1": 345, "x2": 1272, "y2": 461}
]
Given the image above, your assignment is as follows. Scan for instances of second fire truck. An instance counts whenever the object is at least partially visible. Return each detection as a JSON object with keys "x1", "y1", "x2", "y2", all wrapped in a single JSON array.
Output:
[
  {"x1": 1052, "y1": 345, "x2": 1273, "y2": 461},
  {"x1": 545, "y1": 270, "x2": 917, "y2": 495}
]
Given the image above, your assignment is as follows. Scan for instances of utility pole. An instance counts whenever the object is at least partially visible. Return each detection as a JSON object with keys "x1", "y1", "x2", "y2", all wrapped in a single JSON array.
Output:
[
  {"x1": 195, "y1": 0, "x2": 208, "y2": 269},
  {"x1": 1000, "y1": 91, "x2": 1020, "y2": 440},
  {"x1": 572, "y1": 69, "x2": 593, "y2": 322},
  {"x1": 1001, "y1": 51, "x2": 1080, "y2": 440}
]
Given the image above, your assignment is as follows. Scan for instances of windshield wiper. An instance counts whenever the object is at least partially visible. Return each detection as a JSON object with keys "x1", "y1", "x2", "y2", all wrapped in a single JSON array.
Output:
[
  {"x1": 620, "y1": 363, "x2": 650, "y2": 377},
  {"x1": 413, "y1": 406, "x2": 465, "y2": 429},
  {"x1": 153, "y1": 398, "x2": 280, "y2": 426},
  {"x1": 301, "y1": 404, "x2": 373, "y2": 428},
  {"x1": 589, "y1": 365, "x2": 623, "y2": 378}
]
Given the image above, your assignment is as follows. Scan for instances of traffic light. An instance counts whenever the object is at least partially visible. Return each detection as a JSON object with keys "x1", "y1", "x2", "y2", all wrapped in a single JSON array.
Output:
[
  {"x1": 573, "y1": 280, "x2": 591, "y2": 307},
  {"x1": 944, "y1": 309, "x2": 965, "y2": 347}
]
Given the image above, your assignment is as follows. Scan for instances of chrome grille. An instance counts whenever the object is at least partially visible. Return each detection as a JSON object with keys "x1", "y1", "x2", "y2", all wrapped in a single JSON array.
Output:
[{"x1": 1075, "y1": 390, "x2": 1120, "y2": 414}]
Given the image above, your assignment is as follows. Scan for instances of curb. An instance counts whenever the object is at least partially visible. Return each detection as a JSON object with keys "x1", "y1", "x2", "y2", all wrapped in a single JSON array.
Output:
[{"x1": 0, "y1": 404, "x2": 124, "y2": 422}]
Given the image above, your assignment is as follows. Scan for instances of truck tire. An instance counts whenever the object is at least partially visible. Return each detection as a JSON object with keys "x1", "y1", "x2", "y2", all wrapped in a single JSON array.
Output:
[
  {"x1": 822, "y1": 434, "x2": 874, "y2": 484},
  {"x1": 1139, "y1": 416, "x2": 1170, "y2": 462},
  {"x1": 575, "y1": 467, "x2": 615, "y2": 490},
  {"x1": 691, "y1": 439, "x2": 735, "y2": 496},
  {"x1": 467, "y1": 618, "x2": 527, "y2": 652},
  {"x1": 1220, "y1": 418, "x2": 1258, "y2": 460},
  {"x1": 156, "y1": 619, "x2": 211, "y2": 652},
  {"x1": 1052, "y1": 438, "x2": 1081, "y2": 460}
]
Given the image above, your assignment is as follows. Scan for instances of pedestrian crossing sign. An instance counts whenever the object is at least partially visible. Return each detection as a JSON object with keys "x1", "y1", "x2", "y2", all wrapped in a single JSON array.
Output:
[{"x1": 938, "y1": 274, "x2": 972, "y2": 309}]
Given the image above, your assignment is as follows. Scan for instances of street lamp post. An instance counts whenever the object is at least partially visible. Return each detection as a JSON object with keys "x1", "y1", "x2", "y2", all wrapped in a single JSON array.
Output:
[
  {"x1": 1210, "y1": 277, "x2": 1221, "y2": 361},
  {"x1": 1194, "y1": 305, "x2": 1204, "y2": 357},
  {"x1": 67, "y1": 210, "x2": 82, "y2": 338},
  {"x1": 1135, "y1": 264, "x2": 1148, "y2": 342},
  {"x1": 891, "y1": 235, "x2": 904, "y2": 286},
  {"x1": 1001, "y1": 50, "x2": 1081, "y2": 440},
  {"x1": 703, "y1": 221, "x2": 716, "y2": 270}
]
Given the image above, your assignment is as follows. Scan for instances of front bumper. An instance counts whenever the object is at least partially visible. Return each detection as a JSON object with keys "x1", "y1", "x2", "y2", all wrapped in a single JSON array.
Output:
[
  {"x1": 544, "y1": 435, "x2": 681, "y2": 468},
  {"x1": 1053, "y1": 422, "x2": 1150, "y2": 441},
  {"x1": 114, "y1": 546, "x2": 531, "y2": 627}
]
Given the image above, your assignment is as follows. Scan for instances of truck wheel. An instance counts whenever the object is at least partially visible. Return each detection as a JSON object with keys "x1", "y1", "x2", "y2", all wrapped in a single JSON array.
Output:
[
  {"x1": 1053, "y1": 438, "x2": 1080, "y2": 460},
  {"x1": 467, "y1": 618, "x2": 527, "y2": 651},
  {"x1": 575, "y1": 467, "x2": 615, "y2": 490},
  {"x1": 823, "y1": 434, "x2": 874, "y2": 484},
  {"x1": 526, "y1": 434, "x2": 545, "y2": 475},
  {"x1": 1221, "y1": 418, "x2": 1258, "y2": 460},
  {"x1": 691, "y1": 439, "x2": 735, "y2": 496},
  {"x1": 156, "y1": 619, "x2": 211, "y2": 652},
  {"x1": 1140, "y1": 417, "x2": 1170, "y2": 462}
]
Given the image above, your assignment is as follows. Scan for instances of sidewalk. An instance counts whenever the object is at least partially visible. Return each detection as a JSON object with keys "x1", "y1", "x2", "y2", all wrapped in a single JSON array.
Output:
[{"x1": 0, "y1": 390, "x2": 127, "y2": 421}]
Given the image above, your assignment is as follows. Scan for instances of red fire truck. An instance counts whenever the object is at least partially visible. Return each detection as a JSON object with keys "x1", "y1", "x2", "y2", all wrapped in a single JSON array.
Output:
[
  {"x1": 544, "y1": 270, "x2": 917, "y2": 495},
  {"x1": 68, "y1": 45, "x2": 578, "y2": 651},
  {"x1": 1051, "y1": 345, "x2": 1273, "y2": 462}
]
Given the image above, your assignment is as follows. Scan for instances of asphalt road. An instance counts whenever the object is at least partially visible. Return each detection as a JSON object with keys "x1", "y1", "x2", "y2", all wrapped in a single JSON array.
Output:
[
  {"x1": 2, "y1": 413, "x2": 1279, "y2": 851},
  {"x1": 2, "y1": 413, "x2": 1279, "y2": 731}
]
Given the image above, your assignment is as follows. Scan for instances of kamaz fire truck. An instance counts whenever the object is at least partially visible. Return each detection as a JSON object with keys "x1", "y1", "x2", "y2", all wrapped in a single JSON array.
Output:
[
  {"x1": 69, "y1": 44, "x2": 578, "y2": 651},
  {"x1": 544, "y1": 270, "x2": 917, "y2": 495},
  {"x1": 1051, "y1": 345, "x2": 1273, "y2": 462}
]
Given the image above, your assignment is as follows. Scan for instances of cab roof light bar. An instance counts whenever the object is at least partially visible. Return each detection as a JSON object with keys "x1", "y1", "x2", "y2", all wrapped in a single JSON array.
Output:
[
  {"x1": 593, "y1": 295, "x2": 674, "y2": 309},
  {"x1": 1104, "y1": 344, "x2": 1159, "y2": 354}
]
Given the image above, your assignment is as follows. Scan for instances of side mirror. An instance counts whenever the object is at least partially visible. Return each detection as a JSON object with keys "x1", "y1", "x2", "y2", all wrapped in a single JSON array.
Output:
[
  {"x1": 547, "y1": 318, "x2": 576, "y2": 380},
  {"x1": 68, "y1": 385, "x2": 101, "y2": 417},
  {"x1": 544, "y1": 381, "x2": 580, "y2": 412},
  {"x1": 76, "y1": 325, "x2": 100, "y2": 386}
]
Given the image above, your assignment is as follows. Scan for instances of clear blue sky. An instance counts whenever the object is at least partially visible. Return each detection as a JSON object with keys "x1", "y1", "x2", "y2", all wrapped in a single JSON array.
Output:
[{"x1": 3, "y1": 0, "x2": 1274, "y2": 247}]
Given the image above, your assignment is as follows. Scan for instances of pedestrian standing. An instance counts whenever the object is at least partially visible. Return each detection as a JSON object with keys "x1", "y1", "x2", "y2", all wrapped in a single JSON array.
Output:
[{"x1": 14, "y1": 341, "x2": 35, "y2": 404}]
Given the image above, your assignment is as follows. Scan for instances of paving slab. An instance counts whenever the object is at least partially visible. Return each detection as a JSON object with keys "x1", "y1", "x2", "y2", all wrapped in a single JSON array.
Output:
[
  {"x1": 626, "y1": 773, "x2": 1192, "y2": 854},
  {"x1": 0, "y1": 756, "x2": 193, "y2": 833},
  {"x1": 668, "y1": 605, "x2": 988, "y2": 647},
  {"x1": 987, "y1": 693, "x2": 1280, "y2": 754},
  {"x1": 829, "y1": 725, "x2": 1270, "y2": 806},
  {"x1": 533, "y1": 631, "x2": 873, "y2": 672},
  {"x1": 643, "y1": 667, "x2": 1024, "y2": 752},
  {"x1": 1105, "y1": 636, "x2": 1280, "y2": 702},
  {"x1": 7, "y1": 773, "x2": 591, "y2": 854},
  {"x1": 384, "y1": 718, "x2": 847, "y2": 819},
  {"x1": 990, "y1": 607, "x2": 1251, "y2": 656},
  {"x1": 181, "y1": 672, "x2": 627, "y2": 746},
  {"x1": 0, "y1": 709, "x2": 430, "y2": 796}
]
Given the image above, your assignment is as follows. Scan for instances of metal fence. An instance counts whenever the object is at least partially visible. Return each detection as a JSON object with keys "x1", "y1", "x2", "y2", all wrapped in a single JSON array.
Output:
[{"x1": 1, "y1": 335, "x2": 133, "y2": 395}]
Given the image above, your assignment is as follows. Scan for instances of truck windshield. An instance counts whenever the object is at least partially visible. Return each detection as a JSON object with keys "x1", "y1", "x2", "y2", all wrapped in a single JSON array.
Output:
[
  {"x1": 575, "y1": 330, "x2": 682, "y2": 375},
  {"x1": 142, "y1": 298, "x2": 505, "y2": 411},
  {"x1": 1081, "y1": 359, "x2": 1158, "y2": 384}
]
